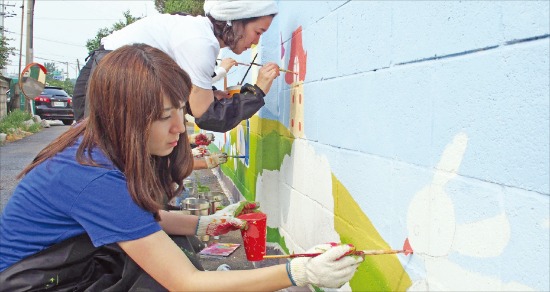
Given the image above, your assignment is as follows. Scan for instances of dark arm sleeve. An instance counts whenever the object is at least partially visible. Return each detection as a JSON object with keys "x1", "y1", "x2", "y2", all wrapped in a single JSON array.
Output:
[{"x1": 194, "y1": 83, "x2": 266, "y2": 132}]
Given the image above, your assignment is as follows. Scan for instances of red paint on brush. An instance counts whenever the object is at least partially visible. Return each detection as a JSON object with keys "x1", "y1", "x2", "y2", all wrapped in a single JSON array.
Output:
[{"x1": 403, "y1": 238, "x2": 414, "y2": 255}]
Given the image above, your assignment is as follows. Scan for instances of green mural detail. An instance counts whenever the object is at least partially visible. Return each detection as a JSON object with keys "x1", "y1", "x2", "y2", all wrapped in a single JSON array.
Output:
[
  {"x1": 219, "y1": 117, "x2": 411, "y2": 291},
  {"x1": 267, "y1": 227, "x2": 289, "y2": 254},
  {"x1": 220, "y1": 116, "x2": 294, "y2": 201}
]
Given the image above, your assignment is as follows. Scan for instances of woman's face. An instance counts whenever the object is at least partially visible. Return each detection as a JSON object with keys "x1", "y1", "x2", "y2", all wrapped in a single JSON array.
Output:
[
  {"x1": 148, "y1": 97, "x2": 186, "y2": 156},
  {"x1": 233, "y1": 15, "x2": 274, "y2": 54}
]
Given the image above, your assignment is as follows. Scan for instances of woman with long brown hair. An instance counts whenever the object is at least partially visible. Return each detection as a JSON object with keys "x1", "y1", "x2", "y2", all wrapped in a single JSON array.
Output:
[{"x1": 0, "y1": 44, "x2": 362, "y2": 291}]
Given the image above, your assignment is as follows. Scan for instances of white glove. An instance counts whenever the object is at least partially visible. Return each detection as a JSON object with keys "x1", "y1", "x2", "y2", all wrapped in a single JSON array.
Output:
[
  {"x1": 191, "y1": 146, "x2": 209, "y2": 158},
  {"x1": 195, "y1": 201, "x2": 260, "y2": 236},
  {"x1": 205, "y1": 152, "x2": 228, "y2": 168},
  {"x1": 288, "y1": 243, "x2": 363, "y2": 288},
  {"x1": 215, "y1": 201, "x2": 260, "y2": 217},
  {"x1": 195, "y1": 214, "x2": 246, "y2": 237},
  {"x1": 189, "y1": 133, "x2": 214, "y2": 145}
]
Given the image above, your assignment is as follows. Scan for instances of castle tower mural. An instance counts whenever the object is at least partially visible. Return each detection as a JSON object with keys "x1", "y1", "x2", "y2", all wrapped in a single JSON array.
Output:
[{"x1": 286, "y1": 27, "x2": 307, "y2": 138}]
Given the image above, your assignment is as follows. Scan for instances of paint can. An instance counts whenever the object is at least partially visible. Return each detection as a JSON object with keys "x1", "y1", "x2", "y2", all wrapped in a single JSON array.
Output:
[
  {"x1": 206, "y1": 191, "x2": 225, "y2": 215},
  {"x1": 181, "y1": 197, "x2": 210, "y2": 216}
]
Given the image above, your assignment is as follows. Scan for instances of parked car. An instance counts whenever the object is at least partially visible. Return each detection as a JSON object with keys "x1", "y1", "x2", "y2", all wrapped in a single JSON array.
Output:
[{"x1": 34, "y1": 86, "x2": 74, "y2": 125}]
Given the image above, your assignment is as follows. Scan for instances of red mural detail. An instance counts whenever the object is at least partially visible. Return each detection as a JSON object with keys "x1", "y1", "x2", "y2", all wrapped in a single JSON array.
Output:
[
  {"x1": 280, "y1": 33, "x2": 285, "y2": 59},
  {"x1": 285, "y1": 26, "x2": 307, "y2": 84},
  {"x1": 291, "y1": 119, "x2": 294, "y2": 128},
  {"x1": 299, "y1": 122, "x2": 302, "y2": 131},
  {"x1": 292, "y1": 93, "x2": 295, "y2": 103},
  {"x1": 299, "y1": 94, "x2": 302, "y2": 104}
]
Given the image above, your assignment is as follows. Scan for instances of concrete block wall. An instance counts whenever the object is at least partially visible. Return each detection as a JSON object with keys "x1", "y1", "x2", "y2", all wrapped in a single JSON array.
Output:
[{"x1": 212, "y1": 1, "x2": 549, "y2": 290}]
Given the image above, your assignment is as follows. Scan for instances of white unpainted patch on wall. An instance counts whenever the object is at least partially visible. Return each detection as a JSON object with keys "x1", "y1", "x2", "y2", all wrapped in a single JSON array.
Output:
[
  {"x1": 256, "y1": 139, "x2": 340, "y2": 253},
  {"x1": 406, "y1": 132, "x2": 532, "y2": 291}
]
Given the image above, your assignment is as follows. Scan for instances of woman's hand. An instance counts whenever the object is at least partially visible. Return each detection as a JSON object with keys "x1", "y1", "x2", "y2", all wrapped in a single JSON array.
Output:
[
  {"x1": 219, "y1": 58, "x2": 237, "y2": 72},
  {"x1": 288, "y1": 243, "x2": 364, "y2": 288},
  {"x1": 205, "y1": 152, "x2": 228, "y2": 169},
  {"x1": 195, "y1": 213, "x2": 246, "y2": 236},
  {"x1": 195, "y1": 201, "x2": 260, "y2": 236},
  {"x1": 189, "y1": 133, "x2": 214, "y2": 145},
  {"x1": 213, "y1": 89, "x2": 231, "y2": 100},
  {"x1": 255, "y1": 62, "x2": 280, "y2": 94},
  {"x1": 216, "y1": 201, "x2": 260, "y2": 217}
]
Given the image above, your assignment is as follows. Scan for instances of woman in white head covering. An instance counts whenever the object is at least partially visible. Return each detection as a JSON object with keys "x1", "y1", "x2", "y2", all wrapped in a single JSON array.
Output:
[
  {"x1": 73, "y1": 0, "x2": 280, "y2": 132},
  {"x1": 204, "y1": 0, "x2": 278, "y2": 54}
]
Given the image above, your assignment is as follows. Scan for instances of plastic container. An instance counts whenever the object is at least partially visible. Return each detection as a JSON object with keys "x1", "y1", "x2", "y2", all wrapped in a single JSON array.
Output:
[
  {"x1": 237, "y1": 212, "x2": 267, "y2": 261},
  {"x1": 227, "y1": 85, "x2": 241, "y2": 97}
]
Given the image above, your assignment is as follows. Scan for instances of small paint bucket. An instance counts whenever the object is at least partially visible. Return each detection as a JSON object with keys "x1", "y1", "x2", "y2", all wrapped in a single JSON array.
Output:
[
  {"x1": 238, "y1": 212, "x2": 267, "y2": 261},
  {"x1": 206, "y1": 191, "x2": 225, "y2": 214},
  {"x1": 227, "y1": 85, "x2": 241, "y2": 97},
  {"x1": 181, "y1": 198, "x2": 210, "y2": 216}
]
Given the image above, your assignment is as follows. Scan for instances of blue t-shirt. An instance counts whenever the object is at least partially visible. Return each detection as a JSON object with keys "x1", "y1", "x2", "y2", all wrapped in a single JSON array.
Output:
[{"x1": 0, "y1": 138, "x2": 162, "y2": 272}]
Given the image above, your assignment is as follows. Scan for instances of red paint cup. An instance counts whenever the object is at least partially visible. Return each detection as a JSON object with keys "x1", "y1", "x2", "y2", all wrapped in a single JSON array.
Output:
[{"x1": 238, "y1": 212, "x2": 267, "y2": 261}]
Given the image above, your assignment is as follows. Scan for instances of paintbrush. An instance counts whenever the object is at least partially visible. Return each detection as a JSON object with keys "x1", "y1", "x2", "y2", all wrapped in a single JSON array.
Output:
[
  {"x1": 217, "y1": 59, "x2": 298, "y2": 75},
  {"x1": 240, "y1": 62, "x2": 298, "y2": 75},
  {"x1": 240, "y1": 53, "x2": 258, "y2": 85},
  {"x1": 262, "y1": 249, "x2": 411, "y2": 259},
  {"x1": 227, "y1": 155, "x2": 247, "y2": 158}
]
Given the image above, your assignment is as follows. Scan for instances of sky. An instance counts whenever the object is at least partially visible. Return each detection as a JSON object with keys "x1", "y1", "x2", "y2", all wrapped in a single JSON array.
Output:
[{"x1": 1, "y1": 0, "x2": 160, "y2": 79}]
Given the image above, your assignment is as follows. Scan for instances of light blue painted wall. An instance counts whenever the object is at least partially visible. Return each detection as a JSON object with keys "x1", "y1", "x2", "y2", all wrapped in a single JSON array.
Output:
[
  {"x1": 217, "y1": 1, "x2": 549, "y2": 290},
  {"x1": 275, "y1": 1, "x2": 548, "y2": 290}
]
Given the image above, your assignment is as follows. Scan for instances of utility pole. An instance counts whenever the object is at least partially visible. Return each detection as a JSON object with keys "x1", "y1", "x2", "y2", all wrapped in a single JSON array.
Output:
[
  {"x1": 23, "y1": 0, "x2": 34, "y2": 113},
  {"x1": 64, "y1": 61, "x2": 68, "y2": 79},
  {"x1": 15, "y1": 0, "x2": 23, "y2": 111},
  {"x1": 17, "y1": 1, "x2": 23, "y2": 79},
  {"x1": 25, "y1": 0, "x2": 33, "y2": 65}
]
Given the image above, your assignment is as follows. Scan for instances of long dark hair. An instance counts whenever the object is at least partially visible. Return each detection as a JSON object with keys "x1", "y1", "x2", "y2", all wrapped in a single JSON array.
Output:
[
  {"x1": 207, "y1": 15, "x2": 275, "y2": 50},
  {"x1": 18, "y1": 44, "x2": 194, "y2": 220}
]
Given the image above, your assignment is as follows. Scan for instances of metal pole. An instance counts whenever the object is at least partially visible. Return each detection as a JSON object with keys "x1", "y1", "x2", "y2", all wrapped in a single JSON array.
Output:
[
  {"x1": 17, "y1": 1, "x2": 23, "y2": 76},
  {"x1": 17, "y1": 1, "x2": 24, "y2": 110},
  {"x1": 25, "y1": 0, "x2": 33, "y2": 65},
  {"x1": 24, "y1": 0, "x2": 34, "y2": 113}
]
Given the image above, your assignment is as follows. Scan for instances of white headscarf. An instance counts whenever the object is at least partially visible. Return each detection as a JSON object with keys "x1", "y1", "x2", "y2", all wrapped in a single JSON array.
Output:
[{"x1": 204, "y1": 0, "x2": 278, "y2": 21}]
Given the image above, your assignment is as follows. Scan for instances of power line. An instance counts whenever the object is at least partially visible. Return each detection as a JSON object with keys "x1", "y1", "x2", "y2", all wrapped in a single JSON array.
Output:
[
  {"x1": 3, "y1": 29, "x2": 86, "y2": 48},
  {"x1": 35, "y1": 17, "x2": 123, "y2": 21},
  {"x1": 5, "y1": 53, "x2": 79, "y2": 67}
]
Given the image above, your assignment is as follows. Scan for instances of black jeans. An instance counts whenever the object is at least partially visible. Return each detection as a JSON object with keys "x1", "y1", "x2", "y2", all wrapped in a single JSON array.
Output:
[{"x1": 0, "y1": 234, "x2": 204, "y2": 291}]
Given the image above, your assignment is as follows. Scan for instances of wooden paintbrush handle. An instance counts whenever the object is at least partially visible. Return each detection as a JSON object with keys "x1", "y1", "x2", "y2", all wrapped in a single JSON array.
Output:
[{"x1": 262, "y1": 250, "x2": 407, "y2": 260}]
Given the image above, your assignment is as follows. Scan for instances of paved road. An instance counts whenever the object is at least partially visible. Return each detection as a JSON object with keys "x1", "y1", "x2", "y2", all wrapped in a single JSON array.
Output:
[{"x1": 0, "y1": 121, "x2": 70, "y2": 212}]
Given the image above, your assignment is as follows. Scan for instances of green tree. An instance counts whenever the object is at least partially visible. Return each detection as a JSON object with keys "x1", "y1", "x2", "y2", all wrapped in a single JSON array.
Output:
[
  {"x1": 45, "y1": 78, "x2": 74, "y2": 96},
  {"x1": 0, "y1": 27, "x2": 16, "y2": 71},
  {"x1": 85, "y1": 11, "x2": 141, "y2": 53},
  {"x1": 154, "y1": 0, "x2": 204, "y2": 15},
  {"x1": 43, "y1": 62, "x2": 74, "y2": 95},
  {"x1": 44, "y1": 62, "x2": 57, "y2": 76}
]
